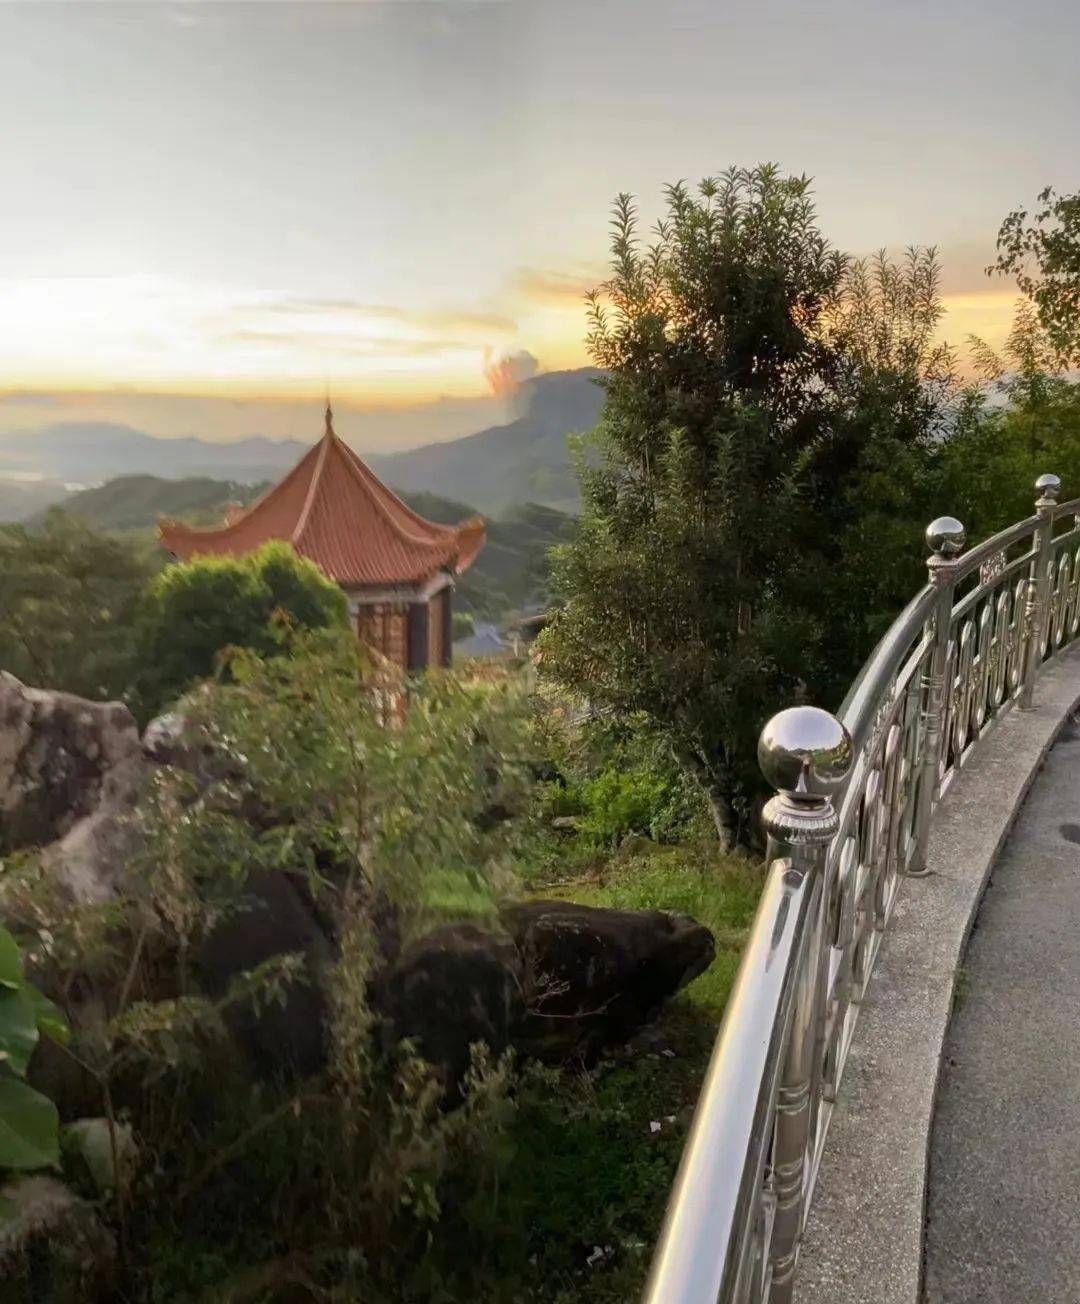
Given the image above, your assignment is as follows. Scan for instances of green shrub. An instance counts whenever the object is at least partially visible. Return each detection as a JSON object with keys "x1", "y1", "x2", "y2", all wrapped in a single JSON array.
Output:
[
  {"x1": 579, "y1": 766, "x2": 673, "y2": 846},
  {"x1": 134, "y1": 539, "x2": 349, "y2": 719},
  {"x1": 4, "y1": 636, "x2": 543, "y2": 1300}
]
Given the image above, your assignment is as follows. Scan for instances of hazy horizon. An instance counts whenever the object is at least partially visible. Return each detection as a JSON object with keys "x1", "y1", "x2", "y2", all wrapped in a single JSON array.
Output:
[{"x1": 2, "y1": 0, "x2": 1078, "y2": 449}]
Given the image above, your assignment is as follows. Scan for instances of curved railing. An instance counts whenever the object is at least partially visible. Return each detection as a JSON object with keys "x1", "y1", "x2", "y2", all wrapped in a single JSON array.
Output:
[{"x1": 644, "y1": 474, "x2": 1080, "y2": 1304}]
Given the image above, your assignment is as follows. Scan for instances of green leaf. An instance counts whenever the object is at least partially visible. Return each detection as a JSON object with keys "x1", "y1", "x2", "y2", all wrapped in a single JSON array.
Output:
[
  {"x1": 0, "y1": 989, "x2": 40, "y2": 1078},
  {"x1": 0, "y1": 928, "x2": 24, "y2": 992},
  {"x1": 0, "y1": 1078, "x2": 60, "y2": 1170},
  {"x1": 25, "y1": 985, "x2": 69, "y2": 1047}
]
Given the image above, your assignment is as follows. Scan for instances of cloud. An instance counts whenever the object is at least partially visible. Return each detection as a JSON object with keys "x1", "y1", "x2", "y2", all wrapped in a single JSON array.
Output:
[
  {"x1": 483, "y1": 348, "x2": 539, "y2": 397},
  {"x1": 222, "y1": 328, "x2": 488, "y2": 360},
  {"x1": 514, "y1": 266, "x2": 605, "y2": 309},
  {"x1": 250, "y1": 298, "x2": 516, "y2": 336}
]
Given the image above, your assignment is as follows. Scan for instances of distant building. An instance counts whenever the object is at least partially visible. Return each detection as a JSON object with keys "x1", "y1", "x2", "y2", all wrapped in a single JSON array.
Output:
[
  {"x1": 453, "y1": 621, "x2": 509, "y2": 661},
  {"x1": 158, "y1": 404, "x2": 485, "y2": 672},
  {"x1": 508, "y1": 608, "x2": 553, "y2": 657}
]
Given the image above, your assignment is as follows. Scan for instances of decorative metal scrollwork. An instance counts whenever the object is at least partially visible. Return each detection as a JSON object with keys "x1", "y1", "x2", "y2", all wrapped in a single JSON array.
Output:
[{"x1": 979, "y1": 549, "x2": 1006, "y2": 585}]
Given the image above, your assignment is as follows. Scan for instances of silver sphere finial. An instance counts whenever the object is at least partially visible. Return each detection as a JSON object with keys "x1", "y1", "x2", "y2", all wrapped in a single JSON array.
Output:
[
  {"x1": 758, "y1": 706, "x2": 853, "y2": 805},
  {"x1": 1035, "y1": 473, "x2": 1061, "y2": 504},
  {"x1": 926, "y1": 515, "x2": 966, "y2": 559}
]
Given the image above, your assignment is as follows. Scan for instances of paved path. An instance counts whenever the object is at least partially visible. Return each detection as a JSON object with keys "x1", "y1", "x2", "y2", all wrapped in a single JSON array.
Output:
[{"x1": 924, "y1": 714, "x2": 1080, "y2": 1303}]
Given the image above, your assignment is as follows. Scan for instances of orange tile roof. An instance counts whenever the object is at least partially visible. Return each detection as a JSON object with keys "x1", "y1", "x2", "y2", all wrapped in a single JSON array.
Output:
[{"x1": 158, "y1": 405, "x2": 485, "y2": 587}]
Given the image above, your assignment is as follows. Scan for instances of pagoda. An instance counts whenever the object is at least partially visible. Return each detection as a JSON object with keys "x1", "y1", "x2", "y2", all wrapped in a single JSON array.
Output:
[{"x1": 158, "y1": 404, "x2": 485, "y2": 671}]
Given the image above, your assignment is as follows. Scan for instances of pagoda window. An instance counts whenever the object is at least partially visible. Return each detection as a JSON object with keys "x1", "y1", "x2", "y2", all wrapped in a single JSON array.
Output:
[
  {"x1": 357, "y1": 602, "x2": 410, "y2": 669},
  {"x1": 428, "y1": 592, "x2": 445, "y2": 669}
]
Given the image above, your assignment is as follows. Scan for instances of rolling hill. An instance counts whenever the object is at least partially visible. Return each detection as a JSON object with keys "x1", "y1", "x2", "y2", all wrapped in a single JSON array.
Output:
[
  {"x1": 367, "y1": 368, "x2": 603, "y2": 514},
  {"x1": 0, "y1": 425, "x2": 306, "y2": 486},
  {"x1": 44, "y1": 475, "x2": 574, "y2": 621},
  {"x1": 32, "y1": 474, "x2": 267, "y2": 531},
  {"x1": 0, "y1": 368, "x2": 604, "y2": 518}
]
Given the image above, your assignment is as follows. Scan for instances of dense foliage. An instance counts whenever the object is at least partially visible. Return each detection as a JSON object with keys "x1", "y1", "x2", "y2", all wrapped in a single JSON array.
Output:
[
  {"x1": 6, "y1": 637, "x2": 530, "y2": 1297},
  {"x1": 541, "y1": 166, "x2": 955, "y2": 845},
  {"x1": 943, "y1": 309, "x2": 1080, "y2": 539},
  {"x1": 0, "y1": 926, "x2": 68, "y2": 1171},
  {"x1": 134, "y1": 540, "x2": 350, "y2": 719},
  {"x1": 0, "y1": 511, "x2": 157, "y2": 702},
  {"x1": 991, "y1": 184, "x2": 1080, "y2": 367},
  {"x1": 3, "y1": 635, "x2": 753, "y2": 1301}
]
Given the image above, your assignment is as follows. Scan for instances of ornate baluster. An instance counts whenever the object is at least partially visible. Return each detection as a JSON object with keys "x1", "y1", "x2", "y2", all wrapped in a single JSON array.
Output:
[
  {"x1": 757, "y1": 707, "x2": 852, "y2": 1304},
  {"x1": 1053, "y1": 552, "x2": 1071, "y2": 646},
  {"x1": 1020, "y1": 472, "x2": 1060, "y2": 708},
  {"x1": 1008, "y1": 576, "x2": 1028, "y2": 694},
  {"x1": 1069, "y1": 545, "x2": 1080, "y2": 641},
  {"x1": 911, "y1": 516, "x2": 965, "y2": 875}
]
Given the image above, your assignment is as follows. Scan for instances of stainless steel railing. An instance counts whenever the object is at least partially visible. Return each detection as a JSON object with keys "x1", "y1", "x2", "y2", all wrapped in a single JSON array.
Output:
[{"x1": 644, "y1": 473, "x2": 1080, "y2": 1304}]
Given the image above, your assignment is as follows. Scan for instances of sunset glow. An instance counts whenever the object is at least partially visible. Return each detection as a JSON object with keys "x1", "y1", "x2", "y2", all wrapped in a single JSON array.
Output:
[{"x1": 1, "y1": 0, "x2": 1076, "y2": 443}]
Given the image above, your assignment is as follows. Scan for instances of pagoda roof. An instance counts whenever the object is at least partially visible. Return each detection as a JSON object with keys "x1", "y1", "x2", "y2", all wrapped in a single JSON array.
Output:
[{"x1": 158, "y1": 405, "x2": 485, "y2": 588}]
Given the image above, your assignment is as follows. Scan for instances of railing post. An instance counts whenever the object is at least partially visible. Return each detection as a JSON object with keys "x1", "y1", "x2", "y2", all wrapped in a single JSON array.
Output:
[
  {"x1": 757, "y1": 706, "x2": 853, "y2": 1303},
  {"x1": 911, "y1": 515, "x2": 965, "y2": 877},
  {"x1": 1020, "y1": 472, "x2": 1061, "y2": 710}
]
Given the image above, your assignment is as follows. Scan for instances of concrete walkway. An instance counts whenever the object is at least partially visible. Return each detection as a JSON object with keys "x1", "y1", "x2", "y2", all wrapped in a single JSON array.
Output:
[{"x1": 924, "y1": 713, "x2": 1080, "y2": 1303}]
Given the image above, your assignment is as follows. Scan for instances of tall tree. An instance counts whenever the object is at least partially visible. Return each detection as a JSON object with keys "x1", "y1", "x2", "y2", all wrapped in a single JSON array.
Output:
[
  {"x1": 942, "y1": 303, "x2": 1080, "y2": 538},
  {"x1": 542, "y1": 167, "x2": 953, "y2": 847},
  {"x1": 0, "y1": 511, "x2": 155, "y2": 702},
  {"x1": 542, "y1": 167, "x2": 847, "y2": 846},
  {"x1": 794, "y1": 248, "x2": 958, "y2": 704},
  {"x1": 991, "y1": 185, "x2": 1080, "y2": 367}
]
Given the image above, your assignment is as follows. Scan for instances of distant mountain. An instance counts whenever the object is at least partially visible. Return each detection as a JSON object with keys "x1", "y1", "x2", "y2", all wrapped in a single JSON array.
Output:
[
  {"x1": 399, "y1": 492, "x2": 577, "y2": 616},
  {"x1": 368, "y1": 368, "x2": 604, "y2": 514},
  {"x1": 0, "y1": 424, "x2": 307, "y2": 486},
  {"x1": 36, "y1": 474, "x2": 266, "y2": 532},
  {"x1": 1, "y1": 366, "x2": 604, "y2": 519},
  {"x1": 38, "y1": 474, "x2": 575, "y2": 620}
]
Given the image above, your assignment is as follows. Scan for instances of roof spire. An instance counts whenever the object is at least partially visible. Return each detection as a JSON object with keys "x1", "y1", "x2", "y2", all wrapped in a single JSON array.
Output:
[{"x1": 324, "y1": 393, "x2": 334, "y2": 438}]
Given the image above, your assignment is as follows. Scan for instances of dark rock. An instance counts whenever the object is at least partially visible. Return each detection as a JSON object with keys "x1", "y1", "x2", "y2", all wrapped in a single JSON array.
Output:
[
  {"x1": 376, "y1": 923, "x2": 526, "y2": 1082},
  {"x1": 194, "y1": 869, "x2": 338, "y2": 1077},
  {"x1": 502, "y1": 900, "x2": 715, "y2": 1062},
  {"x1": 375, "y1": 902, "x2": 715, "y2": 1078},
  {"x1": 0, "y1": 1174, "x2": 117, "y2": 1303}
]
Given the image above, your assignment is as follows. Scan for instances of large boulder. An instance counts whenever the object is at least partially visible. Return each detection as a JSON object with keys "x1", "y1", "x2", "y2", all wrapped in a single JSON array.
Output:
[
  {"x1": 0, "y1": 674, "x2": 145, "y2": 904},
  {"x1": 377, "y1": 923, "x2": 526, "y2": 1082},
  {"x1": 193, "y1": 869, "x2": 339, "y2": 1077},
  {"x1": 142, "y1": 702, "x2": 245, "y2": 796},
  {"x1": 375, "y1": 901, "x2": 715, "y2": 1076},
  {"x1": 0, "y1": 673, "x2": 143, "y2": 866},
  {"x1": 502, "y1": 900, "x2": 715, "y2": 1062}
]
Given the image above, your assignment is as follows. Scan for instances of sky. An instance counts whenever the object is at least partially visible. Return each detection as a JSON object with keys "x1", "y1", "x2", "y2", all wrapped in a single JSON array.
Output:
[{"x1": 0, "y1": 0, "x2": 1078, "y2": 449}]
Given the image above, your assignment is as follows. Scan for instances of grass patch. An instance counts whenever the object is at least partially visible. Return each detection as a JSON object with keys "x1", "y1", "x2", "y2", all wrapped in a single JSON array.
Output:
[
  {"x1": 551, "y1": 842, "x2": 761, "y2": 1018},
  {"x1": 504, "y1": 839, "x2": 762, "y2": 1301}
]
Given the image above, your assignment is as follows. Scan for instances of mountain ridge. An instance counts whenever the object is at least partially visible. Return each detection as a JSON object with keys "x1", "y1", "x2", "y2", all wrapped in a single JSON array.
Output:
[
  {"x1": 0, "y1": 367, "x2": 605, "y2": 516},
  {"x1": 367, "y1": 368, "x2": 603, "y2": 514},
  {"x1": 25, "y1": 473, "x2": 574, "y2": 621}
]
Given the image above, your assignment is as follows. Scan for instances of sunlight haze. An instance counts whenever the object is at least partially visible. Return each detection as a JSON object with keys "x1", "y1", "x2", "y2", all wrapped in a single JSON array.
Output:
[{"x1": 1, "y1": 0, "x2": 1077, "y2": 444}]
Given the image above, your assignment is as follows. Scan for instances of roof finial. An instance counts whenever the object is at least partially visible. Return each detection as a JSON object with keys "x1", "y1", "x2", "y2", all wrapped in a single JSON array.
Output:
[{"x1": 324, "y1": 392, "x2": 334, "y2": 438}]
